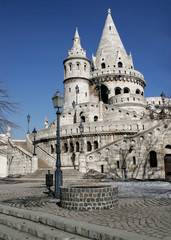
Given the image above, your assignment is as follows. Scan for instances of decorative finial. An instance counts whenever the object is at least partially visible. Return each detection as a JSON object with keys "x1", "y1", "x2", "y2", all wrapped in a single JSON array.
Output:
[{"x1": 108, "y1": 9, "x2": 111, "y2": 14}]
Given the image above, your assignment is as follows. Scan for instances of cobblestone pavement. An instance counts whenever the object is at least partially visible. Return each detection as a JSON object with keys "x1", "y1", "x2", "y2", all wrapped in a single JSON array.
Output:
[{"x1": 0, "y1": 179, "x2": 171, "y2": 239}]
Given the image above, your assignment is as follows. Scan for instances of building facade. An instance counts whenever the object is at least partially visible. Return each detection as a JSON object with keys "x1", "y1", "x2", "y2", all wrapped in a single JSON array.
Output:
[{"x1": 1, "y1": 9, "x2": 171, "y2": 179}]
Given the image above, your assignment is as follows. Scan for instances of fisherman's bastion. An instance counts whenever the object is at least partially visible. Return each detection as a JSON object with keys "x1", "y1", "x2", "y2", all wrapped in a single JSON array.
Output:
[{"x1": 0, "y1": 9, "x2": 171, "y2": 180}]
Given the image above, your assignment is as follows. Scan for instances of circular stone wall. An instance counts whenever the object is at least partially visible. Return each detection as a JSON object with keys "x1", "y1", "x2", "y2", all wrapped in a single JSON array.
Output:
[{"x1": 60, "y1": 185, "x2": 118, "y2": 211}]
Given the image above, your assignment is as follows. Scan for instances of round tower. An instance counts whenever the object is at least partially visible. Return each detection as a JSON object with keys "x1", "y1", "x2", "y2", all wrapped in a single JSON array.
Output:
[
  {"x1": 90, "y1": 9, "x2": 146, "y2": 112},
  {"x1": 63, "y1": 28, "x2": 90, "y2": 111}
]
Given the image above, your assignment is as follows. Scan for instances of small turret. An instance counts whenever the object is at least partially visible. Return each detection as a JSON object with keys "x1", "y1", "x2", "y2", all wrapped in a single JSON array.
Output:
[{"x1": 63, "y1": 28, "x2": 91, "y2": 111}]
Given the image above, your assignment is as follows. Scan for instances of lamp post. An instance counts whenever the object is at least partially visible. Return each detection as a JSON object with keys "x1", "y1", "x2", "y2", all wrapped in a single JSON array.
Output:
[
  {"x1": 32, "y1": 127, "x2": 37, "y2": 156},
  {"x1": 27, "y1": 114, "x2": 30, "y2": 134},
  {"x1": 52, "y1": 90, "x2": 64, "y2": 199},
  {"x1": 160, "y1": 91, "x2": 166, "y2": 118},
  {"x1": 79, "y1": 121, "x2": 84, "y2": 153},
  {"x1": 75, "y1": 85, "x2": 79, "y2": 105}
]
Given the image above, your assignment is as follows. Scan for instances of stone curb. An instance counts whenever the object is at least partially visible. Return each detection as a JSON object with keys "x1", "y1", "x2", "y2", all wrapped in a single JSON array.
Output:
[{"x1": 0, "y1": 204, "x2": 164, "y2": 240}]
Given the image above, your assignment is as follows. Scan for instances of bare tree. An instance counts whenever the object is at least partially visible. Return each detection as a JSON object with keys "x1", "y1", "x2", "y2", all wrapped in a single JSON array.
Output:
[{"x1": 0, "y1": 81, "x2": 18, "y2": 135}]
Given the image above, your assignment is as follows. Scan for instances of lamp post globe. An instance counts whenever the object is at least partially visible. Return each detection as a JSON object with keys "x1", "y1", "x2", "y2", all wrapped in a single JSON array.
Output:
[{"x1": 52, "y1": 90, "x2": 64, "y2": 199}]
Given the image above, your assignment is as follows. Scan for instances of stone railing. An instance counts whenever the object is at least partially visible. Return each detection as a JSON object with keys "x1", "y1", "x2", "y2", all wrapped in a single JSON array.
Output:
[
  {"x1": 8, "y1": 138, "x2": 33, "y2": 175},
  {"x1": 26, "y1": 134, "x2": 55, "y2": 168},
  {"x1": 90, "y1": 68, "x2": 144, "y2": 80},
  {"x1": 36, "y1": 145, "x2": 55, "y2": 168}
]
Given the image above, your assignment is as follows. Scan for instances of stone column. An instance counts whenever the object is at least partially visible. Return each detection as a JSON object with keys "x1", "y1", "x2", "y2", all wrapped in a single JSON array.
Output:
[
  {"x1": 79, "y1": 153, "x2": 86, "y2": 173},
  {"x1": 31, "y1": 156, "x2": 38, "y2": 173}
]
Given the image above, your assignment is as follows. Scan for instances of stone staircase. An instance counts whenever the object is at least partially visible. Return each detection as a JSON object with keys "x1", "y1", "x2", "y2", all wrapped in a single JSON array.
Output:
[
  {"x1": 12, "y1": 140, "x2": 86, "y2": 183},
  {"x1": 21, "y1": 168, "x2": 85, "y2": 184},
  {"x1": 0, "y1": 210, "x2": 90, "y2": 240}
]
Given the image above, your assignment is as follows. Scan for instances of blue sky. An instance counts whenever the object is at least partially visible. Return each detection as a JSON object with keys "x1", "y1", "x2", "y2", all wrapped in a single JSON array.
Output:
[{"x1": 0, "y1": 0, "x2": 171, "y2": 139}]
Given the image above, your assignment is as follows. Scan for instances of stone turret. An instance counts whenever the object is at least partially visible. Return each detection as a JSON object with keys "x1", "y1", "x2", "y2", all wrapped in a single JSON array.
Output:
[
  {"x1": 63, "y1": 28, "x2": 90, "y2": 111},
  {"x1": 94, "y1": 9, "x2": 134, "y2": 71},
  {"x1": 90, "y1": 9, "x2": 146, "y2": 111}
]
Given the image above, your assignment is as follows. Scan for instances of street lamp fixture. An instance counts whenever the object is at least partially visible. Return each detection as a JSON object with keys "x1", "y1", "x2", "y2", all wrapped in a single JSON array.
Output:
[
  {"x1": 52, "y1": 90, "x2": 64, "y2": 199},
  {"x1": 79, "y1": 121, "x2": 84, "y2": 153},
  {"x1": 27, "y1": 114, "x2": 30, "y2": 134},
  {"x1": 32, "y1": 127, "x2": 37, "y2": 156},
  {"x1": 160, "y1": 91, "x2": 166, "y2": 117}
]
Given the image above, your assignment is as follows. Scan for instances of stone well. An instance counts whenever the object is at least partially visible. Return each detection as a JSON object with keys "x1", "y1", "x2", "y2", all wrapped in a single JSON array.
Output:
[{"x1": 60, "y1": 185, "x2": 118, "y2": 211}]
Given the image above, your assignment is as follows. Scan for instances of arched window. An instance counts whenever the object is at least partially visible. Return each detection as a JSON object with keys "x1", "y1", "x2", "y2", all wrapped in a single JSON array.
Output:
[
  {"x1": 64, "y1": 143, "x2": 68, "y2": 153},
  {"x1": 123, "y1": 88, "x2": 130, "y2": 93},
  {"x1": 76, "y1": 142, "x2": 79, "y2": 152},
  {"x1": 118, "y1": 62, "x2": 123, "y2": 68},
  {"x1": 133, "y1": 156, "x2": 136, "y2": 165},
  {"x1": 101, "y1": 63, "x2": 106, "y2": 69},
  {"x1": 94, "y1": 141, "x2": 98, "y2": 150},
  {"x1": 84, "y1": 64, "x2": 86, "y2": 71},
  {"x1": 70, "y1": 142, "x2": 74, "y2": 153},
  {"x1": 87, "y1": 141, "x2": 92, "y2": 152},
  {"x1": 81, "y1": 116, "x2": 85, "y2": 122},
  {"x1": 77, "y1": 63, "x2": 80, "y2": 70},
  {"x1": 136, "y1": 89, "x2": 140, "y2": 94},
  {"x1": 69, "y1": 63, "x2": 72, "y2": 71},
  {"x1": 149, "y1": 151, "x2": 157, "y2": 167},
  {"x1": 115, "y1": 87, "x2": 121, "y2": 95},
  {"x1": 51, "y1": 145, "x2": 54, "y2": 154},
  {"x1": 94, "y1": 116, "x2": 98, "y2": 122}
]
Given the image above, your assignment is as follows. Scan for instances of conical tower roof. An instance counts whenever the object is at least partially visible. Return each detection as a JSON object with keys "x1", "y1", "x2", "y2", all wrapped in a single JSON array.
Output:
[{"x1": 95, "y1": 9, "x2": 133, "y2": 70}]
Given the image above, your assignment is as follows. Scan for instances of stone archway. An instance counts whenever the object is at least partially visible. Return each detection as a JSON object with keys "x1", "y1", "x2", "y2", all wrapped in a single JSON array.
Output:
[
  {"x1": 164, "y1": 154, "x2": 171, "y2": 179},
  {"x1": 101, "y1": 84, "x2": 109, "y2": 104}
]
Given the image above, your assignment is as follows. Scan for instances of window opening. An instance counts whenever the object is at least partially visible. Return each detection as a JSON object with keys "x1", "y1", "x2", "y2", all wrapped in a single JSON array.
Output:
[
  {"x1": 87, "y1": 141, "x2": 92, "y2": 152},
  {"x1": 94, "y1": 116, "x2": 98, "y2": 122},
  {"x1": 51, "y1": 145, "x2": 54, "y2": 154},
  {"x1": 70, "y1": 142, "x2": 74, "y2": 153},
  {"x1": 133, "y1": 156, "x2": 136, "y2": 165},
  {"x1": 76, "y1": 142, "x2": 79, "y2": 152},
  {"x1": 115, "y1": 87, "x2": 121, "y2": 95},
  {"x1": 94, "y1": 141, "x2": 98, "y2": 150},
  {"x1": 64, "y1": 143, "x2": 68, "y2": 153},
  {"x1": 118, "y1": 62, "x2": 123, "y2": 68},
  {"x1": 101, "y1": 63, "x2": 106, "y2": 69},
  {"x1": 150, "y1": 151, "x2": 157, "y2": 167}
]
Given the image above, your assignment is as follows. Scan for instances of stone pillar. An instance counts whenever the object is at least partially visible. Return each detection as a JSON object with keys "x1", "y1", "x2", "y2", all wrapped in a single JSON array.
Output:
[
  {"x1": 79, "y1": 153, "x2": 86, "y2": 173},
  {"x1": 0, "y1": 154, "x2": 8, "y2": 177},
  {"x1": 31, "y1": 156, "x2": 38, "y2": 173}
]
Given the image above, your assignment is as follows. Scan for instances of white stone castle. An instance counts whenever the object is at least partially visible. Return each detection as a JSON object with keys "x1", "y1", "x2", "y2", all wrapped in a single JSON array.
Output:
[{"x1": 0, "y1": 9, "x2": 171, "y2": 179}]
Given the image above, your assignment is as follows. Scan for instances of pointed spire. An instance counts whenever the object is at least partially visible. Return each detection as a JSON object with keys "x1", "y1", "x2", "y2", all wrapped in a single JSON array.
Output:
[
  {"x1": 67, "y1": 28, "x2": 86, "y2": 58},
  {"x1": 74, "y1": 27, "x2": 80, "y2": 38},
  {"x1": 95, "y1": 9, "x2": 133, "y2": 70}
]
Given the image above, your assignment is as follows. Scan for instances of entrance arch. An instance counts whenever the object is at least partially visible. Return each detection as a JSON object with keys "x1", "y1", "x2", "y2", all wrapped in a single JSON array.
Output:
[{"x1": 101, "y1": 84, "x2": 109, "y2": 104}]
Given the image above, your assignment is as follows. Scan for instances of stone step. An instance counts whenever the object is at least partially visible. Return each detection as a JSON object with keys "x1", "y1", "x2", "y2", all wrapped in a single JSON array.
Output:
[
  {"x1": 24, "y1": 169, "x2": 84, "y2": 180},
  {"x1": 0, "y1": 223, "x2": 40, "y2": 240},
  {"x1": 0, "y1": 213, "x2": 90, "y2": 240}
]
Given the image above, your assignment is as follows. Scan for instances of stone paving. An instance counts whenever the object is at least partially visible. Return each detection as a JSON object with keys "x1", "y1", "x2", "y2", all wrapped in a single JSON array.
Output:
[{"x1": 0, "y1": 179, "x2": 171, "y2": 239}]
